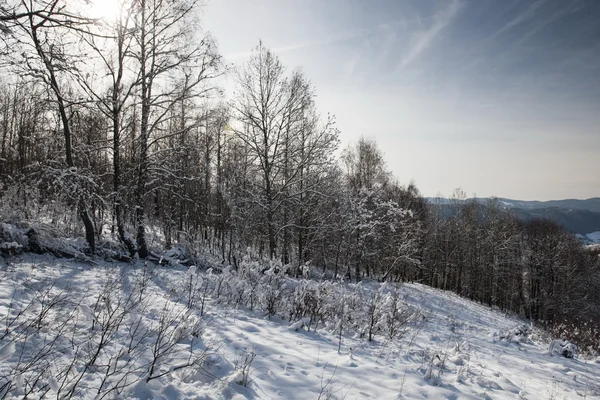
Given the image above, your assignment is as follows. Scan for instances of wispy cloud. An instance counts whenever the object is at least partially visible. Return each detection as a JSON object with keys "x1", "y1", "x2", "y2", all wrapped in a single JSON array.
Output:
[
  {"x1": 515, "y1": 5, "x2": 569, "y2": 46},
  {"x1": 224, "y1": 28, "x2": 370, "y2": 61},
  {"x1": 224, "y1": 18, "x2": 408, "y2": 64},
  {"x1": 398, "y1": 0, "x2": 464, "y2": 70},
  {"x1": 492, "y1": 0, "x2": 547, "y2": 38}
]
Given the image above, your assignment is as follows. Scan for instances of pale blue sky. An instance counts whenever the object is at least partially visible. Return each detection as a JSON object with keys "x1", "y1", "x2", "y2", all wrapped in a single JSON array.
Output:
[{"x1": 203, "y1": 0, "x2": 600, "y2": 200}]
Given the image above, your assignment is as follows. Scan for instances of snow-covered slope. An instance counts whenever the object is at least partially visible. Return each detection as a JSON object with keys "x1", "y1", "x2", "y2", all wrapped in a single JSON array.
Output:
[
  {"x1": 426, "y1": 197, "x2": 600, "y2": 214},
  {"x1": 586, "y1": 231, "x2": 600, "y2": 244},
  {"x1": 1, "y1": 255, "x2": 598, "y2": 399},
  {"x1": 577, "y1": 232, "x2": 600, "y2": 245}
]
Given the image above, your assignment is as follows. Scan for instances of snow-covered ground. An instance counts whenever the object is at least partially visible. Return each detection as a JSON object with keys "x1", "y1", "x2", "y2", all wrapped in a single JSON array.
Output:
[
  {"x1": 586, "y1": 232, "x2": 600, "y2": 244},
  {"x1": 577, "y1": 232, "x2": 600, "y2": 245},
  {"x1": 1, "y1": 254, "x2": 599, "y2": 399}
]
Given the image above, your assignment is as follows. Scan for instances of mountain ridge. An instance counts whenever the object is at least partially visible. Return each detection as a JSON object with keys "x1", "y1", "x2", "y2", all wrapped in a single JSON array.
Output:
[
  {"x1": 427, "y1": 196, "x2": 600, "y2": 212},
  {"x1": 425, "y1": 196, "x2": 600, "y2": 238}
]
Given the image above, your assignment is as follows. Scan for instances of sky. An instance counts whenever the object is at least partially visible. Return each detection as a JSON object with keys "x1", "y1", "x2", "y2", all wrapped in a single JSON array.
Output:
[{"x1": 202, "y1": 0, "x2": 600, "y2": 201}]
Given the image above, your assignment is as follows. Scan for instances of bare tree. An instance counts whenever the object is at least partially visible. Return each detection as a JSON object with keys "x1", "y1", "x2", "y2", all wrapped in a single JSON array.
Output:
[
  {"x1": 76, "y1": 0, "x2": 139, "y2": 256},
  {"x1": 130, "y1": 0, "x2": 221, "y2": 258},
  {"x1": 10, "y1": 0, "x2": 97, "y2": 252},
  {"x1": 232, "y1": 43, "x2": 338, "y2": 261}
]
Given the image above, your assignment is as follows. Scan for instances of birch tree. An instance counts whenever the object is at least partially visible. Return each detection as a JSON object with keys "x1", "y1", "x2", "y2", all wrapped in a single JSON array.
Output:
[
  {"x1": 9, "y1": 0, "x2": 97, "y2": 252},
  {"x1": 130, "y1": 0, "x2": 220, "y2": 257},
  {"x1": 232, "y1": 43, "x2": 338, "y2": 261}
]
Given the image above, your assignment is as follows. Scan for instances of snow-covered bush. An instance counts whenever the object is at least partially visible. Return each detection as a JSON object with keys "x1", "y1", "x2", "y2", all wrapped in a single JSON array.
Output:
[
  {"x1": 0, "y1": 265, "x2": 212, "y2": 399},
  {"x1": 160, "y1": 246, "x2": 192, "y2": 266},
  {"x1": 0, "y1": 222, "x2": 29, "y2": 255},
  {"x1": 289, "y1": 281, "x2": 331, "y2": 331},
  {"x1": 233, "y1": 349, "x2": 256, "y2": 387},
  {"x1": 0, "y1": 241, "x2": 23, "y2": 256},
  {"x1": 261, "y1": 272, "x2": 285, "y2": 318},
  {"x1": 0, "y1": 220, "x2": 98, "y2": 260},
  {"x1": 550, "y1": 321, "x2": 600, "y2": 357},
  {"x1": 200, "y1": 258, "x2": 421, "y2": 344},
  {"x1": 381, "y1": 285, "x2": 413, "y2": 340},
  {"x1": 499, "y1": 324, "x2": 531, "y2": 343},
  {"x1": 549, "y1": 339, "x2": 577, "y2": 358}
]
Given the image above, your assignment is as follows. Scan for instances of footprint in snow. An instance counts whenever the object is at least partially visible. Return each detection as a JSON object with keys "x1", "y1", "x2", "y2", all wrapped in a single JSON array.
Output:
[{"x1": 282, "y1": 363, "x2": 295, "y2": 372}]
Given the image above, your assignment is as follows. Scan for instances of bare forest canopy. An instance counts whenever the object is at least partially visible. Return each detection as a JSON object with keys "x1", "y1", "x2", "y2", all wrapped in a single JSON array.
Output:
[{"x1": 1, "y1": 0, "x2": 599, "y2": 347}]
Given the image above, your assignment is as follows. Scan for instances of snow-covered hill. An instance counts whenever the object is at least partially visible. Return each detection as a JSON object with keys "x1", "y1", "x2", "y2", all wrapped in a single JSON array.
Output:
[
  {"x1": 427, "y1": 197, "x2": 600, "y2": 214},
  {"x1": 0, "y1": 254, "x2": 598, "y2": 399},
  {"x1": 580, "y1": 231, "x2": 600, "y2": 244},
  {"x1": 426, "y1": 197, "x2": 600, "y2": 236}
]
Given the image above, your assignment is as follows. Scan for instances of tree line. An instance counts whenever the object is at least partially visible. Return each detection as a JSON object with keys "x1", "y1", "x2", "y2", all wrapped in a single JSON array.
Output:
[{"x1": 1, "y1": 0, "x2": 598, "y2": 346}]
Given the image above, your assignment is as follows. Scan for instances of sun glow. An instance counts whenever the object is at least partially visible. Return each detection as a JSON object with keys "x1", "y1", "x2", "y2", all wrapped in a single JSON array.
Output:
[{"x1": 89, "y1": 0, "x2": 121, "y2": 21}]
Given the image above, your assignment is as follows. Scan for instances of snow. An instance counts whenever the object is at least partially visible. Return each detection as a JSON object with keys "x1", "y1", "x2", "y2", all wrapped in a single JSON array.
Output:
[
  {"x1": 579, "y1": 232, "x2": 600, "y2": 245},
  {"x1": 0, "y1": 242, "x2": 21, "y2": 251},
  {"x1": 586, "y1": 231, "x2": 600, "y2": 244},
  {"x1": 0, "y1": 254, "x2": 598, "y2": 399}
]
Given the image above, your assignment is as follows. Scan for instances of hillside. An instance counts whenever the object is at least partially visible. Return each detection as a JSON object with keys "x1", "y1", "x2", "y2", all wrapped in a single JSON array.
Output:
[
  {"x1": 511, "y1": 207, "x2": 600, "y2": 236},
  {"x1": 427, "y1": 197, "x2": 600, "y2": 236},
  {"x1": 1, "y1": 254, "x2": 598, "y2": 399},
  {"x1": 495, "y1": 198, "x2": 600, "y2": 213}
]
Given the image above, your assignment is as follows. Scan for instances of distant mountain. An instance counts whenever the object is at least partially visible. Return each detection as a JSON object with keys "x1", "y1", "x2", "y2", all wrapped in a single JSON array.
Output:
[
  {"x1": 578, "y1": 231, "x2": 600, "y2": 245},
  {"x1": 510, "y1": 207, "x2": 600, "y2": 236},
  {"x1": 426, "y1": 197, "x2": 600, "y2": 237},
  {"x1": 492, "y1": 197, "x2": 600, "y2": 213},
  {"x1": 427, "y1": 197, "x2": 600, "y2": 213}
]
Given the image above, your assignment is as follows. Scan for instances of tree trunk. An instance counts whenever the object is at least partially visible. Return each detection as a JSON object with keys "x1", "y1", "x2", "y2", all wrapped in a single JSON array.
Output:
[
  {"x1": 135, "y1": 0, "x2": 150, "y2": 258},
  {"x1": 28, "y1": 16, "x2": 95, "y2": 253},
  {"x1": 112, "y1": 17, "x2": 136, "y2": 257}
]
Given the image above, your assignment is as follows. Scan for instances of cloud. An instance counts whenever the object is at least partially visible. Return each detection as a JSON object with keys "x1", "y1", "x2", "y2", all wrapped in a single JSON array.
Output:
[
  {"x1": 514, "y1": 5, "x2": 569, "y2": 46},
  {"x1": 492, "y1": 0, "x2": 547, "y2": 37},
  {"x1": 398, "y1": 0, "x2": 464, "y2": 69},
  {"x1": 223, "y1": 18, "x2": 408, "y2": 65},
  {"x1": 224, "y1": 28, "x2": 371, "y2": 61}
]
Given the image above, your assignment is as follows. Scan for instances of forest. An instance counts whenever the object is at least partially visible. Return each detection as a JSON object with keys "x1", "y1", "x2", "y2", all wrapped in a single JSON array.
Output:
[{"x1": 1, "y1": 0, "x2": 599, "y2": 349}]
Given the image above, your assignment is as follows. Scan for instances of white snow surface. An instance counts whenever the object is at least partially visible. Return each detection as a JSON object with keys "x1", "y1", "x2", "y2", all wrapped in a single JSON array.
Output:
[
  {"x1": 586, "y1": 231, "x2": 600, "y2": 244},
  {"x1": 0, "y1": 254, "x2": 599, "y2": 399}
]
